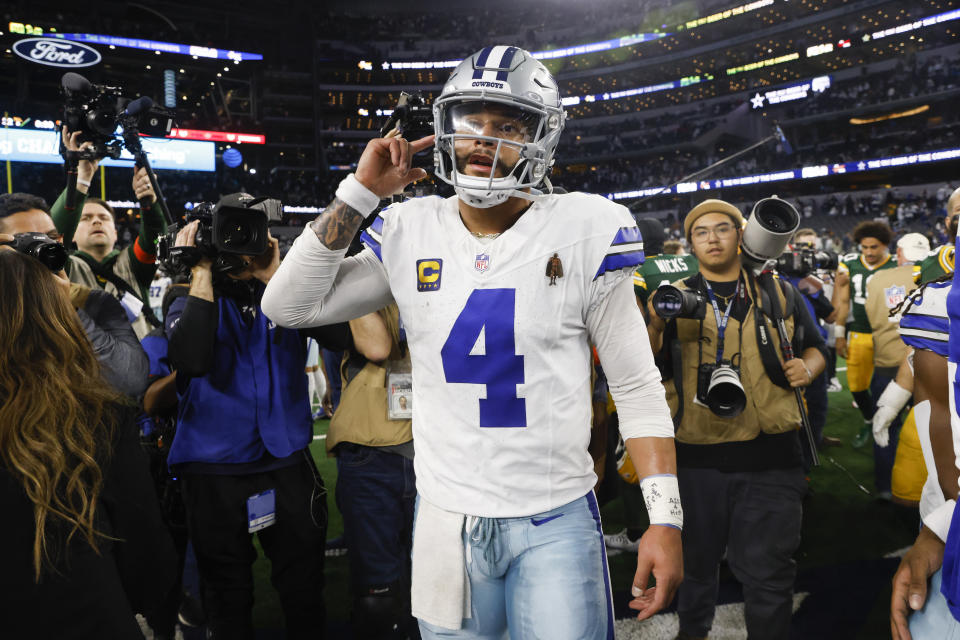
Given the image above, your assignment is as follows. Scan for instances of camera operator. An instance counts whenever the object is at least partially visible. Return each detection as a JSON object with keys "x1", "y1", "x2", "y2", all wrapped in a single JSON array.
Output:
[
  {"x1": 780, "y1": 229, "x2": 841, "y2": 463},
  {"x1": 164, "y1": 197, "x2": 349, "y2": 639},
  {"x1": 0, "y1": 194, "x2": 148, "y2": 398},
  {"x1": 646, "y1": 199, "x2": 826, "y2": 640},
  {"x1": 53, "y1": 128, "x2": 167, "y2": 339}
]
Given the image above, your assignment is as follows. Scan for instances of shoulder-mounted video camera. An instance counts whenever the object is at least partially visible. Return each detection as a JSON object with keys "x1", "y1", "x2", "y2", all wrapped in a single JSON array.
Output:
[
  {"x1": 61, "y1": 72, "x2": 174, "y2": 160},
  {"x1": 157, "y1": 193, "x2": 282, "y2": 276}
]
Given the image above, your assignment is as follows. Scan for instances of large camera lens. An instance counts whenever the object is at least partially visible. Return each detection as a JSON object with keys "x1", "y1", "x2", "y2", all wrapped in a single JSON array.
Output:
[
  {"x1": 9, "y1": 232, "x2": 68, "y2": 272},
  {"x1": 652, "y1": 285, "x2": 705, "y2": 319},
  {"x1": 221, "y1": 222, "x2": 254, "y2": 248},
  {"x1": 706, "y1": 364, "x2": 747, "y2": 418},
  {"x1": 755, "y1": 198, "x2": 798, "y2": 233},
  {"x1": 741, "y1": 196, "x2": 800, "y2": 272},
  {"x1": 32, "y1": 242, "x2": 69, "y2": 272}
]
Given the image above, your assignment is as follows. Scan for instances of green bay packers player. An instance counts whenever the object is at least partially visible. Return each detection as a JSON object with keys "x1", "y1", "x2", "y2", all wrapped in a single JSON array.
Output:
[
  {"x1": 632, "y1": 218, "x2": 698, "y2": 311},
  {"x1": 915, "y1": 186, "x2": 959, "y2": 285},
  {"x1": 832, "y1": 220, "x2": 896, "y2": 447}
]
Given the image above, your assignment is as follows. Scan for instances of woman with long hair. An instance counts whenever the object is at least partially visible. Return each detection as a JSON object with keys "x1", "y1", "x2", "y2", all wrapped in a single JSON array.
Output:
[{"x1": 0, "y1": 245, "x2": 176, "y2": 638}]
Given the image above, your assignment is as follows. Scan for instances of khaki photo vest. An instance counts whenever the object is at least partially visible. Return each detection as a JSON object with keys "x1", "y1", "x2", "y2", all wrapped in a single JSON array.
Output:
[
  {"x1": 327, "y1": 304, "x2": 413, "y2": 452},
  {"x1": 663, "y1": 273, "x2": 801, "y2": 445}
]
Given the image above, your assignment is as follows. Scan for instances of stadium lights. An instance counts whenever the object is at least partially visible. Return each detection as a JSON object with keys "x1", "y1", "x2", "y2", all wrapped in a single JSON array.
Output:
[
  {"x1": 358, "y1": 76, "x2": 709, "y2": 116},
  {"x1": 370, "y1": 6, "x2": 957, "y2": 81},
  {"x1": 870, "y1": 8, "x2": 960, "y2": 40},
  {"x1": 850, "y1": 105, "x2": 929, "y2": 125},
  {"x1": 726, "y1": 52, "x2": 799, "y2": 76},
  {"x1": 606, "y1": 146, "x2": 960, "y2": 200},
  {"x1": 50, "y1": 32, "x2": 264, "y2": 61},
  {"x1": 375, "y1": 0, "x2": 775, "y2": 70},
  {"x1": 278, "y1": 147, "x2": 960, "y2": 212},
  {"x1": 751, "y1": 76, "x2": 831, "y2": 109}
]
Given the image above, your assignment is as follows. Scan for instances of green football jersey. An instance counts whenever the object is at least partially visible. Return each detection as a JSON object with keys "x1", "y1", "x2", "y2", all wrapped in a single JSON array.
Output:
[
  {"x1": 839, "y1": 252, "x2": 896, "y2": 333},
  {"x1": 914, "y1": 244, "x2": 955, "y2": 285},
  {"x1": 633, "y1": 253, "x2": 699, "y2": 306}
]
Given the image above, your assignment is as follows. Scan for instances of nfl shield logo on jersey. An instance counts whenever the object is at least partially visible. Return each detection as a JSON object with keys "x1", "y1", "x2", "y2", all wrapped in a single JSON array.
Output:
[
  {"x1": 475, "y1": 253, "x2": 490, "y2": 272},
  {"x1": 885, "y1": 284, "x2": 906, "y2": 309}
]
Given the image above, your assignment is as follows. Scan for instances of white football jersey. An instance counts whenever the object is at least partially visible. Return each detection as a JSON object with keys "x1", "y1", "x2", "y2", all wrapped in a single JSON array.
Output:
[{"x1": 359, "y1": 192, "x2": 644, "y2": 517}]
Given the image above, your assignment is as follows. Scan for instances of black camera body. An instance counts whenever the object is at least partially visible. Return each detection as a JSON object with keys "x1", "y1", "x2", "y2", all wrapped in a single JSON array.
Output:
[
  {"x1": 380, "y1": 91, "x2": 434, "y2": 169},
  {"x1": 157, "y1": 194, "x2": 283, "y2": 275},
  {"x1": 651, "y1": 284, "x2": 707, "y2": 320},
  {"x1": 3, "y1": 232, "x2": 69, "y2": 272},
  {"x1": 62, "y1": 72, "x2": 175, "y2": 161},
  {"x1": 776, "y1": 248, "x2": 838, "y2": 278},
  {"x1": 696, "y1": 360, "x2": 747, "y2": 418}
]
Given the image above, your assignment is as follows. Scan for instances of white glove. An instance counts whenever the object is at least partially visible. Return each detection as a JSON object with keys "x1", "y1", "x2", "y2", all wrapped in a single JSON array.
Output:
[{"x1": 872, "y1": 381, "x2": 912, "y2": 447}]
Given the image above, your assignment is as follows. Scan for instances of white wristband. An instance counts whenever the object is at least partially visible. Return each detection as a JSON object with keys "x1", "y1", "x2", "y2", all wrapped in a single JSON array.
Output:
[
  {"x1": 834, "y1": 325, "x2": 846, "y2": 339},
  {"x1": 335, "y1": 173, "x2": 381, "y2": 218},
  {"x1": 640, "y1": 474, "x2": 683, "y2": 530},
  {"x1": 77, "y1": 178, "x2": 92, "y2": 187}
]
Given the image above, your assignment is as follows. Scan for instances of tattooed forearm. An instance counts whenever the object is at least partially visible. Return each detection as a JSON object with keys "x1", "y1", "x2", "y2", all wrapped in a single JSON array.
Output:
[{"x1": 309, "y1": 197, "x2": 366, "y2": 250}]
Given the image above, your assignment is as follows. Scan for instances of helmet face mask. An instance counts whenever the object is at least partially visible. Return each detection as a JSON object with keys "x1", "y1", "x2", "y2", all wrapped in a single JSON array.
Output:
[{"x1": 433, "y1": 46, "x2": 565, "y2": 208}]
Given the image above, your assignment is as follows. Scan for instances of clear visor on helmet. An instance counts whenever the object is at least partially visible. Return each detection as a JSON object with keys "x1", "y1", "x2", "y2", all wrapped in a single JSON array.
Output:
[{"x1": 442, "y1": 101, "x2": 540, "y2": 144}]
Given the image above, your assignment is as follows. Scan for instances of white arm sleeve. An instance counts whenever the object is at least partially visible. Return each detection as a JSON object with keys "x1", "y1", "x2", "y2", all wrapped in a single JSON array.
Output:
[
  {"x1": 261, "y1": 226, "x2": 394, "y2": 328},
  {"x1": 588, "y1": 274, "x2": 674, "y2": 440}
]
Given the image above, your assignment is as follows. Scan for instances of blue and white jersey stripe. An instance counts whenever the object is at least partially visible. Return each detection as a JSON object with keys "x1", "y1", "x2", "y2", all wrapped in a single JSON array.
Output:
[
  {"x1": 594, "y1": 225, "x2": 645, "y2": 279},
  {"x1": 472, "y1": 45, "x2": 520, "y2": 82},
  {"x1": 900, "y1": 280, "x2": 950, "y2": 356},
  {"x1": 360, "y1": 214, "x2": 385, "y2": 262}
]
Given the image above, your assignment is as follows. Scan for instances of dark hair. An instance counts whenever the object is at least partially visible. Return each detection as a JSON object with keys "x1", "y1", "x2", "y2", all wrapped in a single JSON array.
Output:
[
  {"x1": 636, "y1": 217, "x2": 665, "y2": 255},
  {"x1": 852, "y1": 220, "x2": 892, "y2": 246},
  {"x1": 0, "y1": 193, "x2": 50, "y2": 228},
  {"x1": 83, "y1": 198, "x2": 115, "y2": 219},
  {"x1": 0, "y1": 250, "x2": 119, "y2": 580}
]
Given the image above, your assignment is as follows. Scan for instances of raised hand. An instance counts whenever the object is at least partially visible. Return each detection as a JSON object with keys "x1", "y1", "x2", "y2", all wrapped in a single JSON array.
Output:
[{"x1": 354, "y1": 134, "x2": 435, "y2": 198}]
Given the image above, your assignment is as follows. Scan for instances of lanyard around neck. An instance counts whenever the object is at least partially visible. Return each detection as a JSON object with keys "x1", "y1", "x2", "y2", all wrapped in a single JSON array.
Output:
[{"x1": 703, "y1": 276, "x2": 742, "y2": 364}]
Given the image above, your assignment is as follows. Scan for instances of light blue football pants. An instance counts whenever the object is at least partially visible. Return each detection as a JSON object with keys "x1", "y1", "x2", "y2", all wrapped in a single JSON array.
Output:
[
  {"x1": 909, "y1": 568, "x2": 960, "y2": 639},
  {"x1": 417, "y1": 492, "x2": 615, "y2": 640}
]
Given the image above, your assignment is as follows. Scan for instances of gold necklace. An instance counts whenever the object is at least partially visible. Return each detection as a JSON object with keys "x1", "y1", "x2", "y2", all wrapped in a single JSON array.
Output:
[{"x1": 471, "y1": 231, "x2": 501, "y2": 239}]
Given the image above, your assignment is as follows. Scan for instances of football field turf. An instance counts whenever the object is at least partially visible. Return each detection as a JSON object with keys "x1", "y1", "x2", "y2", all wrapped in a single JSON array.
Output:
[{"x1": 243, "y1": 362, "x2": 917, "y2": 638}]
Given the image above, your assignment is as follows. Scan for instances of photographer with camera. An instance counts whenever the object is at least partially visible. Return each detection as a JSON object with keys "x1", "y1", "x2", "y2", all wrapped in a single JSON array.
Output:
[
  {"x1": 646, "y1": 199, "x2": 826, "y2": 640},
  {"x1": 0, "y1": 194, "x2": 148, "y2": 398},
  {"x1": 778, "y1": 229, "x2": 840, "y2": 464},
  {"x1": 52, "y1": 128, "x2": 167, "y2": 340},
  {"x1": 163, "y1": 193, "x2": 348, "y2": 639}
]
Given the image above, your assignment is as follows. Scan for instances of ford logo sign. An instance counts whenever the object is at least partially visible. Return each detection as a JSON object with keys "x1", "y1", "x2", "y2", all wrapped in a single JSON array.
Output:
[{"x1": 13, "y1": 38, "x2": 101, "y2": 68}]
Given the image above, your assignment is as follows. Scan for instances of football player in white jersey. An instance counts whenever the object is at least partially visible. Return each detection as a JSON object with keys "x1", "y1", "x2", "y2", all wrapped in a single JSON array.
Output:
[{"x1": 263, "y1": 46, "x2": 682, "y2": 639}]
